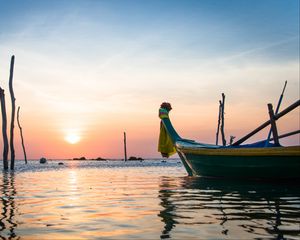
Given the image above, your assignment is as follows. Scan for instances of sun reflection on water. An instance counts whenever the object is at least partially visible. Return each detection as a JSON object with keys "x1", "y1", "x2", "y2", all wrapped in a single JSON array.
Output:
[{"x1": 0, "y1": 161, "x2": 299, "y2": 239}]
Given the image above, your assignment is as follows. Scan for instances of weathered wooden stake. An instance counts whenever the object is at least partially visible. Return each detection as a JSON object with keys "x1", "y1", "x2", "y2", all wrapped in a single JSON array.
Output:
[
  {"x1": 124, "y1": 132, "x2": 127, "y2": 162},
  {"x1": 0, "y1": 87, "x2": 9, "y2": 170},
  {"x1": 267, "y1": 103, "x2": 280, "y2": 146},
  {"x1": 9, "y1": 55, "x2": 16, "y2": 170},
  {"x1": 17, "y1": 106, "x2": 27, "y2": 164},
  {"x1": 220, "y1": 93, "x2": 226, "y2": 146},
  {"x1": 215, "y1": 100, "x2": 222, "y2": 145}
]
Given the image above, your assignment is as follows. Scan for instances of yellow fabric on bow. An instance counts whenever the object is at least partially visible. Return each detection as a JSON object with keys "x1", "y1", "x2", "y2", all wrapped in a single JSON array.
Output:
[{"x1": 158, "y1": 108, "x2": 176, "y2": 158}]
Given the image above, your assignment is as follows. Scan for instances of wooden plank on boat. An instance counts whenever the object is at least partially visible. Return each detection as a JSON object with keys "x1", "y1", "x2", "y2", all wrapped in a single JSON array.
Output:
[
  {"x1": 232, "y1": 99, "x2": 300, "y2": 146},
  {"x1": 266, "y1": 80, "x2": 287, "y2": 142},
  {"x1": 270, "y1": 130, "x2": 300, "y2": 141}
]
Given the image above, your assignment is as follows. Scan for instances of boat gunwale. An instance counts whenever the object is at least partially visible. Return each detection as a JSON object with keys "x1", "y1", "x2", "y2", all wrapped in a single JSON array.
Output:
[{"x1": 176, "y1": 143, "x2": 300, "y2": 157}]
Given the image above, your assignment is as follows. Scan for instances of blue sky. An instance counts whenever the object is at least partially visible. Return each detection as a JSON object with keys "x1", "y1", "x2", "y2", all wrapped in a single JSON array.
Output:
[
  {"x1": 0, "y1": 0, "x2": 299, "y2": 158},
  {"x1": 1, "y1": 0, "x2": 298, "y2": 60}
]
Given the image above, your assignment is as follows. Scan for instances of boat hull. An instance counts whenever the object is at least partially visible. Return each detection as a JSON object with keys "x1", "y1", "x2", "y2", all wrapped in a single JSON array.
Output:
[
  {"x1": 159, "y1": 112, "x2": 300, "y2": 179},
  {"x1": 177, "y1": 146, "x2": 300, "y2": 179}
]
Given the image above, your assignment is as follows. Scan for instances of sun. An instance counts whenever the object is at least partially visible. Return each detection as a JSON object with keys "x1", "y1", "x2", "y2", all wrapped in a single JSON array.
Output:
[{"x1": 65, "y1": 133, "x2": 81, "y2": 144}]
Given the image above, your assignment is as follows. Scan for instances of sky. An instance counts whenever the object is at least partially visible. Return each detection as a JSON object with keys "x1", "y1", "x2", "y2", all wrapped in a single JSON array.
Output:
[{"x1": 0, "y1": 0, "x2": 299, "y2": 159}]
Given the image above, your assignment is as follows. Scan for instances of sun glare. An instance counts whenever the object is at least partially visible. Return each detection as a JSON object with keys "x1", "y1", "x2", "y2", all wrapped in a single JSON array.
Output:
[{"x1": 65, "y1": 134, "x2": 81, "y2": 144}]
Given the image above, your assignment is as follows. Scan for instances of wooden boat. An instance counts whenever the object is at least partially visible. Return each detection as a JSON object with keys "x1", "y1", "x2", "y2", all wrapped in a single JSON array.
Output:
[{"x1": 159, "y1": 100, "x2": 300, "y2": 179}]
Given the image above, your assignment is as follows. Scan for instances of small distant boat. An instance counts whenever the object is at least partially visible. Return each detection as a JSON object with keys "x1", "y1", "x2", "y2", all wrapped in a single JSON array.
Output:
[{"x1": 158, "y1": 100, "x2": 300, "y2": 179}]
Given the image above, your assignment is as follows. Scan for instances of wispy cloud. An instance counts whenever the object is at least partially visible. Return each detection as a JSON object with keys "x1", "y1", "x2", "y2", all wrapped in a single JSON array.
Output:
[{"x1": 0, "y1": 0, "x2": 298, "y2": 158}]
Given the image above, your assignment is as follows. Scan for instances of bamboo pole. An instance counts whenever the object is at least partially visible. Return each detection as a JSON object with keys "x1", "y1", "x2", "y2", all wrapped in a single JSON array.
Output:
[
  {"x1": 124, "y1": 132, "x2": 127, "y2": 162},
  {"x1": 0, "y1": 87, "x2": 9, "y2": 170},
  {"x1": 215, "y1": 100, "x2": 222, "y2": 145},
  {"x1": 220, "y1": 93, "x2": 226, "y2": 146},
  {"x1": 266, "y1": 81, "x2": 287, "y2": 145},
  {"x1": 232, "y1": 99, "x2": 300, "y2": 146},
  {"x1": 269, "y1": 129, "x2": 300, "y2": 141},
  {"x1": 17, "y1": 106, "x2": 27, "y2": 164},
  {"x1": 9, "y1": 55, "x2": 16, "y2": 170},
  {"x1": 267, "y1": 103, "x2": 280, "y2": 145}
]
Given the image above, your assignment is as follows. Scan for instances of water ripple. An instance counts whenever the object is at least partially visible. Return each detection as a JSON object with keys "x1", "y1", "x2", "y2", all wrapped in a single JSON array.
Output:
[{"x1": 0, "y1": 160, "x2": 299, "y2": 239}]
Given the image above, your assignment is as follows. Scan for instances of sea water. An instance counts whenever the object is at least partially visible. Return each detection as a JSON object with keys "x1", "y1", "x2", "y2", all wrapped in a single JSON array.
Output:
[{"x1": 1, "y1": 160, "x2": 299, "y2": 239}]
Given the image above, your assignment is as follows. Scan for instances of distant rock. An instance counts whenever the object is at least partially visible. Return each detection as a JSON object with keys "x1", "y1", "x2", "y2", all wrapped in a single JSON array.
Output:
[
  {"x1": 39, "y1": 157, "x2": 47, "y2": 164},
  {"x1": 128, "y1": 156, "x2": 144, "y2": 161},
  {"x1": 73, "y1": 157, "x2": 86, "y2": 160},
  {"x1": 95, "y1": 157, "x2": 106, "y2": 161},
  {"x1": 58, "y1": 162, "x2": 64, "y2": 165}
]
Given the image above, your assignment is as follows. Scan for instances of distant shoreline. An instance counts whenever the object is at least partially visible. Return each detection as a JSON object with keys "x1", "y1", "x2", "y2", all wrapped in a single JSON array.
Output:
[{"x1": 14, "y1": 158, "x2": 181, "y2": 161}]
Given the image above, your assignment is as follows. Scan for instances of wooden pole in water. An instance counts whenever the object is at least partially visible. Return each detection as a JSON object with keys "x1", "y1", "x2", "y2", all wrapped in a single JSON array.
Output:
[
  {"x1": 0, "y1": 87, "x2": 9, "y2": 170},
  {"x1": 220, "y1": 93, "x2": 226, "y2": 146},
  {"x1": 17, "y1": 106, "x2": 27, "y2": 164},
  {"x1": 267, "y1": 103, "x2": 280, "y2": 146},
  {"x1": 215, "y1": 100, "x2": 222, "y2": 145},
  {"x1": 124, "y1": 132, "x2": 127, "y2": 162},
  {"x1": 9, "y1": 55, "x2": 16, "y2": 170}
]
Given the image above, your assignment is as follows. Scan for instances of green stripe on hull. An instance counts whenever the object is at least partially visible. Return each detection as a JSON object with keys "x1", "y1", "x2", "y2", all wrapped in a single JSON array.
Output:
[{"x1": 182, "y1": 153, "x2": 300, "y2": 179}]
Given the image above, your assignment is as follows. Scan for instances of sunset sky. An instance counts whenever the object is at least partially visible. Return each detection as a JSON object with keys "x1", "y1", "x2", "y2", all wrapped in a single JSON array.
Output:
[{"x1": 0, "y1": 0, "x2": 299, "y2": 159}]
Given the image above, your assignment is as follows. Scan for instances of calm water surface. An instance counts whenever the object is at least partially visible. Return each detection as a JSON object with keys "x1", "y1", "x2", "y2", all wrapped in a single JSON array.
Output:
[{"x1": 1, "y1": 160, "x2": 300, "y2": 239}]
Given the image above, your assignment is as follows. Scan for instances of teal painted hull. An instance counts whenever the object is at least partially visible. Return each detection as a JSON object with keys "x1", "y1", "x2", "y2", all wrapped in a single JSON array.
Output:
[{"x1": 179, "y1": 152, "x2": 300, "y2": 179}]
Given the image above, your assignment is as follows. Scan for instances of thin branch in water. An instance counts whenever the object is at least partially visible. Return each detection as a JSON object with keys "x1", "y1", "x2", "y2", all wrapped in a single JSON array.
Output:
[
  {"x1": 0, "y1": 87, "x2": 9, "y2": 170},
  {"x1": 17, "y1": 106, "x2": 27, "y2": 164}
]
